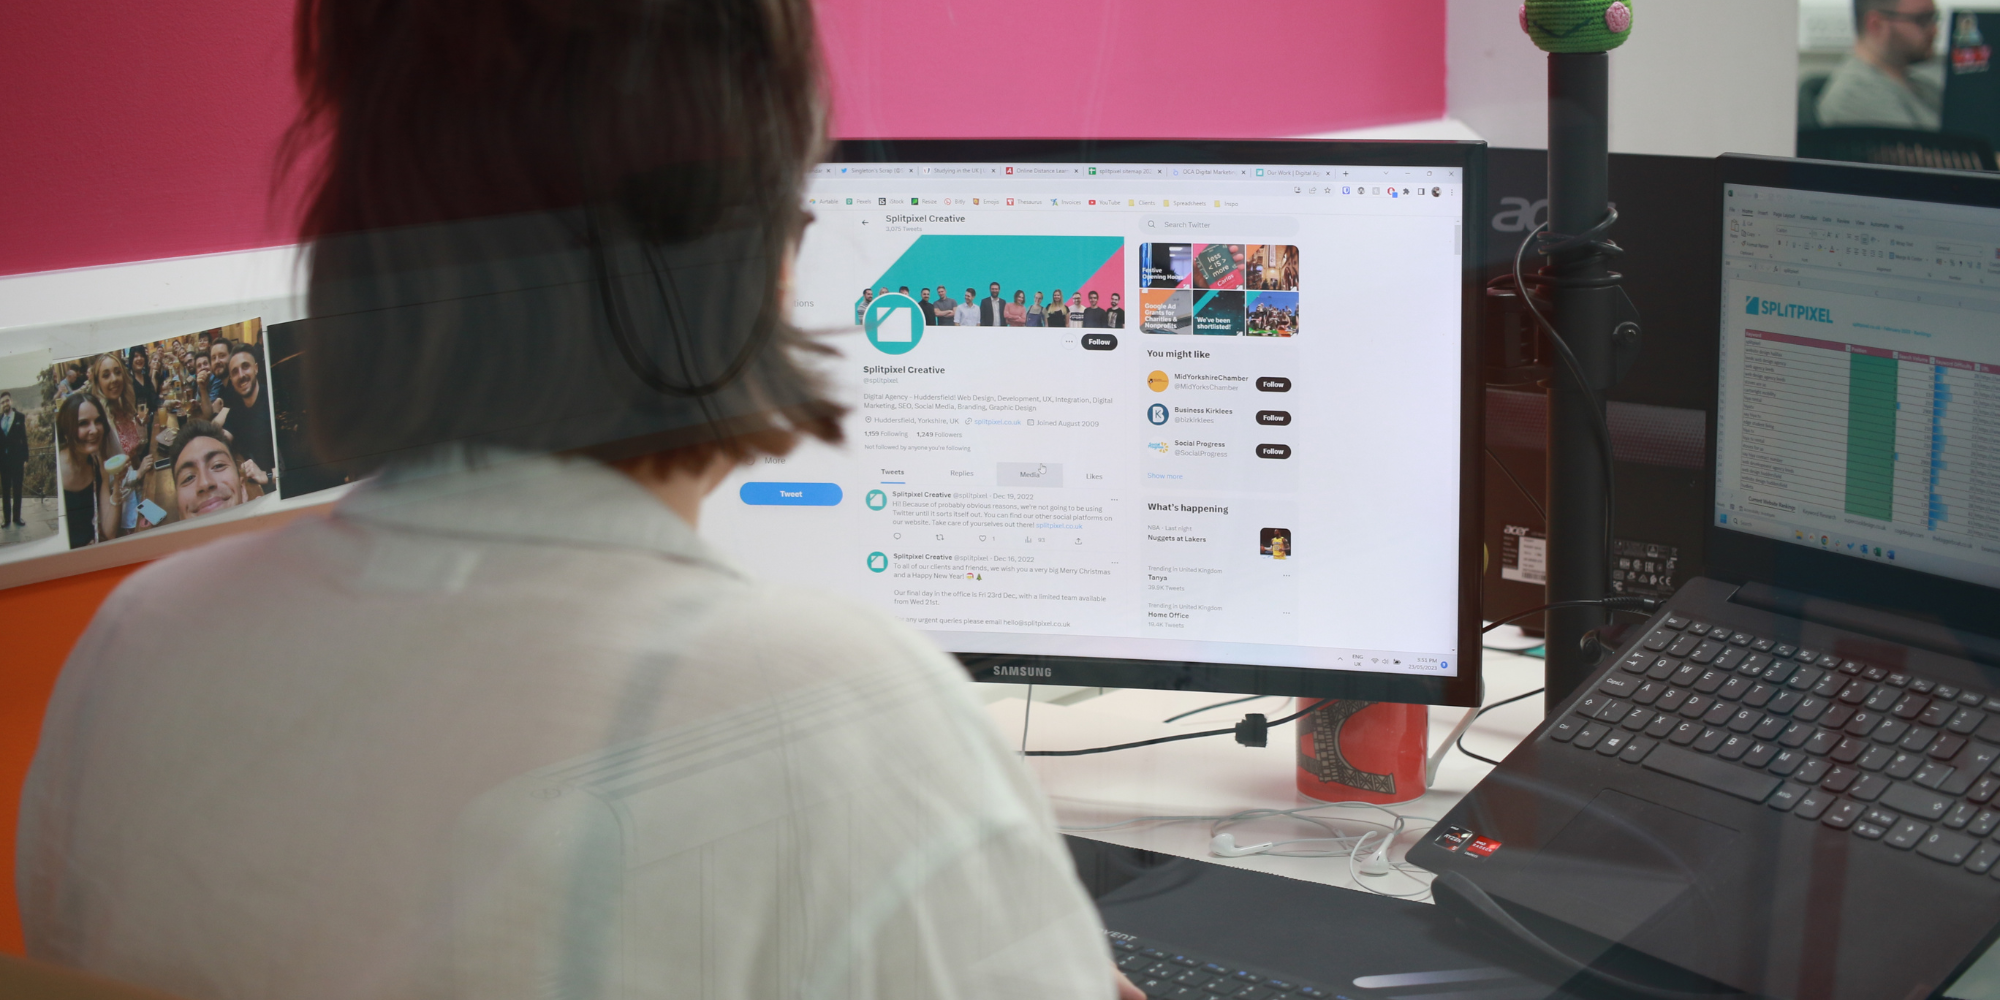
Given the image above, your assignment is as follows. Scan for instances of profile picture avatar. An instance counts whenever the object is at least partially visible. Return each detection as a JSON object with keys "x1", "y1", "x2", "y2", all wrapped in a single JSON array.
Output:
[{"x1": 864, "y1": 293, "x2": 925, "y2": 355}]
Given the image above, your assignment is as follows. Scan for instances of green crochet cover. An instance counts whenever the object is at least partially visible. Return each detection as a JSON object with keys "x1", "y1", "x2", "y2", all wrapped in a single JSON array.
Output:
[{"x1": 1521, "y1": 0, "x2": 1634, "y2": 53}]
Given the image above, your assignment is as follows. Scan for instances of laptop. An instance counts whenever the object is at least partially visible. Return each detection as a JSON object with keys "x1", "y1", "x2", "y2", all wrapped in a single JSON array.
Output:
[{"x1": 1411, "y1": 155, "x2": 2000, "y2": 1000}]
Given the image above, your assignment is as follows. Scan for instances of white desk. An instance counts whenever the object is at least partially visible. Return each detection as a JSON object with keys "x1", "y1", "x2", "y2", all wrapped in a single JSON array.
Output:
[{"x1": 982, "y1": 646, "x2": 1549, "y2": 897}]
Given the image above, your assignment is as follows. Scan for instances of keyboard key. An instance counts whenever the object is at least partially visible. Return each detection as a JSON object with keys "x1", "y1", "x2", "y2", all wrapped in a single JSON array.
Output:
[
  {"x1": 1753, "y1": 638, "x2": 1775, "y2": 652},
  {"x1": 1572, "y1": 693, "x2": 1609, "y2": 719},
  {"x1": 1851, "y1": 773, "x2": 1890, "y2": 801},
  {"x1": 1805, "y1": 730, "x2": 1843, "y2": 756},
  {"x1": 1955, "y1": 743, "x2": 2000, "y2": 774},
  {"x1": 1769, "y1": 782, "x2": 1812, "y2": 810},
  {"x1": 1892, "y1": 694, "x2": 1930, "y2": 720},
  {"x1": 1857, "y1": 745, "x2": 1896, "y2": 771},
  {"x1": 1823, "y1": 800, "x2": 1863, "y2": 829},
  {"x1": 1769, "y1": 748, "x2": 1807, "y2": 776},
  {"x1": 1596, "y1": 699, "x2": 1632, "y2": 723},
  {"x1": 1647, "y1": 658, "x2": 1679, "y2": 681},
  {"x1": 1863, "y1": 665, "x2": 1890, "y2": 683},
  {"x1": 1679, "y1": 694, "x2": 1714, "y2": 719},
  {"x1": 1830, "y1": 737, "x2": 1868, "y2": 763},
  {"x1": 1916, "y1": 762, "x2": 1957, "y2": 789},
  {"x1": 1968, "y1": 775, "x2": 2000, "y2": 803},
  {"x1": 1823, "y1": 766, "x2": 1859, "y2": 792},
  {"x1": 1175, "y1": 971, "x2": 1214, "y2": 987},
  {"x1": 1793, "y1": 696, "x2": 1830, "y2": 723},
  {"x1": 1599, "y1": 673, "x2": 1639, "y2": 697},
  {"x1": 1717, "y1": 735, "x2": 1751, "y2": 760},
  {"x1": 1201, "y1": 963, "x2": 1233, "y2": 978},
  {"x1": 1838, "y1": 681, "x2": 1874, "y2": 705},
  {"x1": 1844, "y1": 711, "x2": 1883, "y2": 737},
  {"x1": 1715, "y1": 647, "x2": 1749, "y2": 672},
  {"x1": 1744, "y1": 742, "x2": 1779, "y2": 768},
  {"x1": 1931, "y1": 734, "x2": 1969, "y2": 760},
  {"x1": 1888, "y1": 672, "x2": 1910, "y2": 687},
  {"x1": 1795, "y1": 788, "x2": 1835, "y2": 820},
  {"x1": 1231, "y1": 972, "x2": 1262, "y2": 985},
  {"x1": 1946, "y1": 803, "x2": 1979, "y2": 829},
  {"x1": 1171, "y1": 954, "x2": 1199, "y2": 966},
  {"x1": 1778, "y1": 722, "x2": 1815, "y2": 748},
  {"x1": 1718, "y1": 677, "x2": 1753, "y2": 701},
  {"x1": 1730, "y1": 632, "x2": 1754, "y2": 646},
  {"x1": 1548, "y1": 716, "x2": 1583, "y2": 742},
  {"x1": 1621, "y1": 707, "x2": 1655, "y2": 731},
  {"x1": 1813, "y1": 674, "x2": 1848, "y2": 698},
  {"x1": 1645, "y1": 714, "x2": 1679, "y2": 738},
  {"x1": 1886, "y1": 752, "x2": 1924, "y2": 780},
  {"x1": 1663, "y1": 615, "x2": 1689, "y2": 630},
  {"x1": 1912, "y1": 679, "x2": 1936, "y2": 694},
  {"x1": 1796, "y1": 758, "x2": 1832, "y2": 785},
  {"x1": 1768, "y1": 691, "x2": 1804, "y2": 716},
  {"x1": 1865, "y1": 687, "x2": 1901, "y2": 712},
  {"x1": 1873, "y1": 719, "x2": 1910, "y2": 745},
  {"x1": 1642, "y1": 744, "x2": 1781, "y2": 801},
  {"x1": 1901, "y1": 727, "x2": 1938, "y2": 753},
  {"x1": 1854, "y1": 822, "x2": 1889, "y2": 840},
  {"x1": 1617, "y1": 651, "x2": 1652, "y2": 674},
  {"x1": 1742, "y1": 683, "x2": 1776, "y2": 708},
  {"x1": 1947, "y1": 708, "x2": 1986, "y2": 735},
  {"x1": 1670, "y1": 664, "x2": 1703, "y2": 687},
  {"x1": 1797, "y1": 647, "x2": 1821, "y2": 663},
  {"x1": 1774, "y1": 643, "x2": 1798, "y2": 658},
  {"x1": 1823, "y1": 654, "x2": 1847, "y2": 670},
  {"x1": 1753, "y1": 715, "x2": 1789, "y2": 740},
  {"x1": 1787, "y1": 664, "x2": 1821, "y2": 690},
  {"x1": 1967, "y1": 842, "x2": 2000, "y2": 874},
  {"x1": 1619, "y1": 737, "x2": 1657, "y2": 764},
  {"x1": 1667, "y1": 634, "x2": 1701, "y2": 657},
  {"x1": 1881, "y1": 781, "x2": 1953, "y2": 820},
  {"x1": 1822, "y1": 705, "x2": 1856, "y2": 730},
  {"x1": 1703, "y1": 702, "x2": 1737, "y2": 726},
  {"x1": 1597, "y1": 731, "x2": 1632, "y2": 756},
  {"x1": 1656, "y1": 688, "x2": 1691, "y2": 712},
  {"x1": 1864, "y1": 806, "x2": 1901, "y2": 828},
  {"x1": 1632, "y1": 681, "x2": 1664, "y2": 705},
  {"x1": 1887, "y1": 818, "x2": 1932, "y2": 850},
  {"x1": 1668, "y1": 721, "x2": 1702, "y2": 745},
  {"x1": 1938, "y1": 685, "x2": 1963, "y2": 701},
  {"x1": 1573, "y1": 723, "x2": 1607, "y2": 750},
  {"x1": 1728, "y1": 709, "x2": 1761, "y2": 733},
  {"x1": 1690, "y1": 640, "x2": 1726, "y2": 664},
  {"x1": 1694, "y1": 728, "x2": 1729, "y2": 753},
  {"x1": 1973, "y1": 811, "x2": 2000, "y2": 837},
  {"x1": 1756, "y1": 657, "x2": 1789, "y2": 682},
  {"x1": 1920, "y1": 701, "x2": 1958, "y2": 728}
]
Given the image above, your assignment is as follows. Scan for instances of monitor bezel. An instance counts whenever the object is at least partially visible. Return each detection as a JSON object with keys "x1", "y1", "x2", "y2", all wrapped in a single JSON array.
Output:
[
  {"x1": 822, "y1": 138, "x2": 1487, "y2": 707},
  {"x1": 1709, "y1": 154, "x2": 2000, "y2": 637}
]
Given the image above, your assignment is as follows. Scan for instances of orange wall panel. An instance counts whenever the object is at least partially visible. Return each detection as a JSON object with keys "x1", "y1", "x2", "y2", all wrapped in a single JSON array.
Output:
[{"x1": 0, "y1": 563, "x2": 147, "y2": 954}]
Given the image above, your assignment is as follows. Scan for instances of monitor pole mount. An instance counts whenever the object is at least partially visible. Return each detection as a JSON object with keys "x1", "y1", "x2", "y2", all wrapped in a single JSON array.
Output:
[{"x1": 1520, "y1": 0, "x2": 1639, "y2": 716}]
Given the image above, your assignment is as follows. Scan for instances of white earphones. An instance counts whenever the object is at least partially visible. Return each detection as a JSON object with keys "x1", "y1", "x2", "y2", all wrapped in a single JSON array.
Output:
[
  {"x1": 1209, "y1": 833, "x2": 1274, "y2": 857},
  {"x1": 1208, "y1": 830, "x2": 1394, "y2": 873}
]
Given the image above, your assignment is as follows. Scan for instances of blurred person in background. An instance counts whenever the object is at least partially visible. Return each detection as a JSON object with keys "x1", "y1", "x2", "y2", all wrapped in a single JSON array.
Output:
[
  {"x1": 1819, "y1": 0, "x2": 1942, "y2": 128},
  {"x1": 17, "y1": 2, "x2": 1140, "y2": 999}
]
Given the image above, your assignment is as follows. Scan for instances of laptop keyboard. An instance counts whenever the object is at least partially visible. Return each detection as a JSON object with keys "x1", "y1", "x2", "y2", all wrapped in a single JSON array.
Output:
[
  {"x1": 1108, "y1": 930, "x2": 1338, "y2": 999},
  {"x1": 1550, "y1": 614, "x2": 2000, "y2": 873}
]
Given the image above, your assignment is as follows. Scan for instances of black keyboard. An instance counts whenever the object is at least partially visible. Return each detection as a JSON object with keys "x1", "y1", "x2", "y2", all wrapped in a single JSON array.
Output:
[
  {"x1": 1550, "y1": 614, "x2": 2000, "y2": 871},
  {"x1": 1108, "y1": 930, "x2": 1336, "y2": 999}
]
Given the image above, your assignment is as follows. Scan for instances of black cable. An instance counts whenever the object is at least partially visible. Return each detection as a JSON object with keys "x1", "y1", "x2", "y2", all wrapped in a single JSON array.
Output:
[
  {"x1": 1512, "y1": 217, "x2": 1622, "y2": 582},
  {"x1": 1454, "y1": 686, "x2": 1547, "y2": 766},
  {"x1": 1162, "y1": 694, "x2": 1264, "y2": 724},
  {"x1": 1484, "y1": 446, "x2": 1546, "y2": 523},
  {"x1": 1024, "y1": 699, "x2": 1332, "y2": 758},
  {"x1": 1482, "y1": 596, "x2": 1657, "y2": 635}
]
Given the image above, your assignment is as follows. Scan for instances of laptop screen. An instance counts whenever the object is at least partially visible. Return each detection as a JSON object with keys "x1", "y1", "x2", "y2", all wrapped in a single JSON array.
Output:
[
  {"x1": 696, "y1": 153, "x2": 1475, "y2": 695},
  {"x1": 1714, "y1": 182, "x2": 2000, "y2": 591}
]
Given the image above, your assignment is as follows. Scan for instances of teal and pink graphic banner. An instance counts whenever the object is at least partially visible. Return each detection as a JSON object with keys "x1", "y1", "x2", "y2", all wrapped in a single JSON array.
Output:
[{"x1": 860, "y1": 235, "x2": 1123, "y2": 314}]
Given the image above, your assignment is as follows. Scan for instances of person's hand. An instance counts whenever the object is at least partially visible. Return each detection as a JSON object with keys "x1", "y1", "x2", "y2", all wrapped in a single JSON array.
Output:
[
  {"x1": 212, "y1": 406, "x2": 229, "y2": 428},
  {"x1": 240, "y1": 459, "x2": 269, "y2": 486},
  {"x1": 1114, "y1": 965, "x2": 1144, "y2": 1000}
]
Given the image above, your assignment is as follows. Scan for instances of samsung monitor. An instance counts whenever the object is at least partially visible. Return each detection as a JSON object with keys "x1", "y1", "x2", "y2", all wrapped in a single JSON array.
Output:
[{"x1": 698, "y1": 140, "x2": 1486, "y2": 706}]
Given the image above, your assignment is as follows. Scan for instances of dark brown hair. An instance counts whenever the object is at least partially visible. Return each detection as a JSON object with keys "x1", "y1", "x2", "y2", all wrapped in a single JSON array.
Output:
[{"x1": 284, "y1": 0, "x2": 842, "y2": 477}]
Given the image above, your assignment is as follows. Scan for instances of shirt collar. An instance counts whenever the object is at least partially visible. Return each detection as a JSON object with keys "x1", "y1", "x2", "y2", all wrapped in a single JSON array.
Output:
[{"x1": 334, "y1": 449, "x2": 740, "y2": 576}]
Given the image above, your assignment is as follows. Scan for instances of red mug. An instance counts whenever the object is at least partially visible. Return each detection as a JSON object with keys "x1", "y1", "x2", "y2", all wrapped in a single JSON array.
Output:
[{"x1": 1295, "y1": 699, "x2": 1428, "y2": 804}]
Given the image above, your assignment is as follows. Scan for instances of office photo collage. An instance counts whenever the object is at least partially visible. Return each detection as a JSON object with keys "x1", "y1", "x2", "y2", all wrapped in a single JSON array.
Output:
[
  {"x1": 856, "y1": 282, "x2": 1126, "y2": 329},
  {"x1": 1139, "y1": 243, "x2": 1299, "y2": 337}
]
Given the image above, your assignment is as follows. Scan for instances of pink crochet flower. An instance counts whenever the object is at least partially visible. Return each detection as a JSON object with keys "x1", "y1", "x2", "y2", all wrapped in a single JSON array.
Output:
[
  {"x1": 1519, "y1": 3, "x2": 1530, "y2": 33},
  {"x1": 1604, "y1": 1, "x2": 1632, "y2": 33}
]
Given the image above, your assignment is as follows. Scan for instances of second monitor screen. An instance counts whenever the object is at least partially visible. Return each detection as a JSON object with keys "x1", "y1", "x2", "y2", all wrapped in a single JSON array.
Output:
[{"x1": 698, "y1": 163, "x2": 1467, "y2": 679}]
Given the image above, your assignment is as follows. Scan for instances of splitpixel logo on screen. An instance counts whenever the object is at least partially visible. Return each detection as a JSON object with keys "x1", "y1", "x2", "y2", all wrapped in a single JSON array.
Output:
[{"x1": 1745, "y1": 296, "x2": 1832, "y2": 324}]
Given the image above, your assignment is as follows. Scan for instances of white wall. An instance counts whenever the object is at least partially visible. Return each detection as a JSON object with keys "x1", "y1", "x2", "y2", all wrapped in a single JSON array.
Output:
[{"x1": 1449, "y1": 0, "x2": 1800, "y2": 156}]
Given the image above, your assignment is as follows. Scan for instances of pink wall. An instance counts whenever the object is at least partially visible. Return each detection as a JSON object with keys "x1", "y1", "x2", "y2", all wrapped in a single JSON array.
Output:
[{"x1": 0, "y1": 0, "x2": 1445, "y2": 277}]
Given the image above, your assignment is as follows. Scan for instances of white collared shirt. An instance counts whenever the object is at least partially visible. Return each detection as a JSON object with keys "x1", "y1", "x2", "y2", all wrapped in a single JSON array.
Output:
[{"x1": 19, "y1": 453, "x2": 1113, "y2": 1000}]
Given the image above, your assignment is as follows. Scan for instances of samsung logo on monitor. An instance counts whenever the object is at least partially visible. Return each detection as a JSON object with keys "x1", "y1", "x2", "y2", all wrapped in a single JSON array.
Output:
[
  {"x1": 1746, "y1": 296, "x2": 1831, "y2": 324},
  {"x1": 991, "y1": 665, "x2": 1054, "y2": 678}
]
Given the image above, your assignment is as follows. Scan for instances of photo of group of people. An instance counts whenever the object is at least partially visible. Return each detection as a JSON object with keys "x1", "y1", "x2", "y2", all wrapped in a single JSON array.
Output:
[
  {"x1": 856, "y1": 282, "x2": 1126, "y2": 328},
  {"x1": 1140, "y1": 243, "x2": 1300, "y2": 337},
  {"x1": 36, "y1": 318, "x2": 278, "y2": 550}
]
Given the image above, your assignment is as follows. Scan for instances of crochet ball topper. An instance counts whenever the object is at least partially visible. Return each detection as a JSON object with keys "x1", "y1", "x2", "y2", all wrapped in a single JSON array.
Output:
[{"x1": 1520, "y1": 0, "x2": 1634, "y2": 53}]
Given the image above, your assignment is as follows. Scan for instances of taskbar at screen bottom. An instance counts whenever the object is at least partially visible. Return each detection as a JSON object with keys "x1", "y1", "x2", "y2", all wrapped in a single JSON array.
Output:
[{"x1": 956, "y1": 652, "x2": 1479, "y2": 707}]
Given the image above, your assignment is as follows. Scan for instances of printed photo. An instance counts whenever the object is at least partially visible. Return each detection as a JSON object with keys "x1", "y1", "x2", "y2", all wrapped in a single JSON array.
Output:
[
  {"x1": 1192, "y1": 290, "x2": 1244, "y2": 336},
  {"x1": 1140, "y1": 289, "x2": 1193, "y2": 335},
  {"x1": 0, "y1": 350, "x2": 58, "y2": 548},
  {"x1": 1260, "y1": 527, "x2": 1293, "y2": 559},
  {"x1": 856, "y1": 235, "x2": 1125, "y2": 328},
  {"x1": 1192, "y1": 244, "x2": 1244, "y2": 290},
  {"x1": 49, "y1": 319, "x2": 276, "y2": 549},
  {"x1": 1246, "y1": 290, "x2": 1299, "y2": 337},
  {"x1": 1141, "y1": 243, "x2": 1192, "y2": 289},
  {"x1": 1244, "y1": 245, "x2": 1299, "y2": 291}
]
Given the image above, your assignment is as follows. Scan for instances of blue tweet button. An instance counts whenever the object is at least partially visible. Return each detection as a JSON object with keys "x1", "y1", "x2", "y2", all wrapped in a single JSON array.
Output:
[{"x1": 739, "y1": 482, "x2": 844, "y2": 506}]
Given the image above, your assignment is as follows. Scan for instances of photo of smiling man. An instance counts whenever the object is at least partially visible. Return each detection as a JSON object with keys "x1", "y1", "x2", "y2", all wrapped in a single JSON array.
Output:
[{"x1": 166, "y1": 419, "x2": 257, "y2": 521}]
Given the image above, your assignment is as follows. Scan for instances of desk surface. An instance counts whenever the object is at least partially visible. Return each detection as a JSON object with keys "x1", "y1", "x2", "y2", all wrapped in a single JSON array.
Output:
[{"x1": 983, "y1": 646, "x2": 1549, "y2": 898}]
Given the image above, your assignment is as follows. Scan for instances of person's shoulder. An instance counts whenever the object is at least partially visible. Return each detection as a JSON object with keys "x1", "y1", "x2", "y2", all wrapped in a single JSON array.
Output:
[{"x1": 696, "y1": 582, "x2": 960, "y2": 681}]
